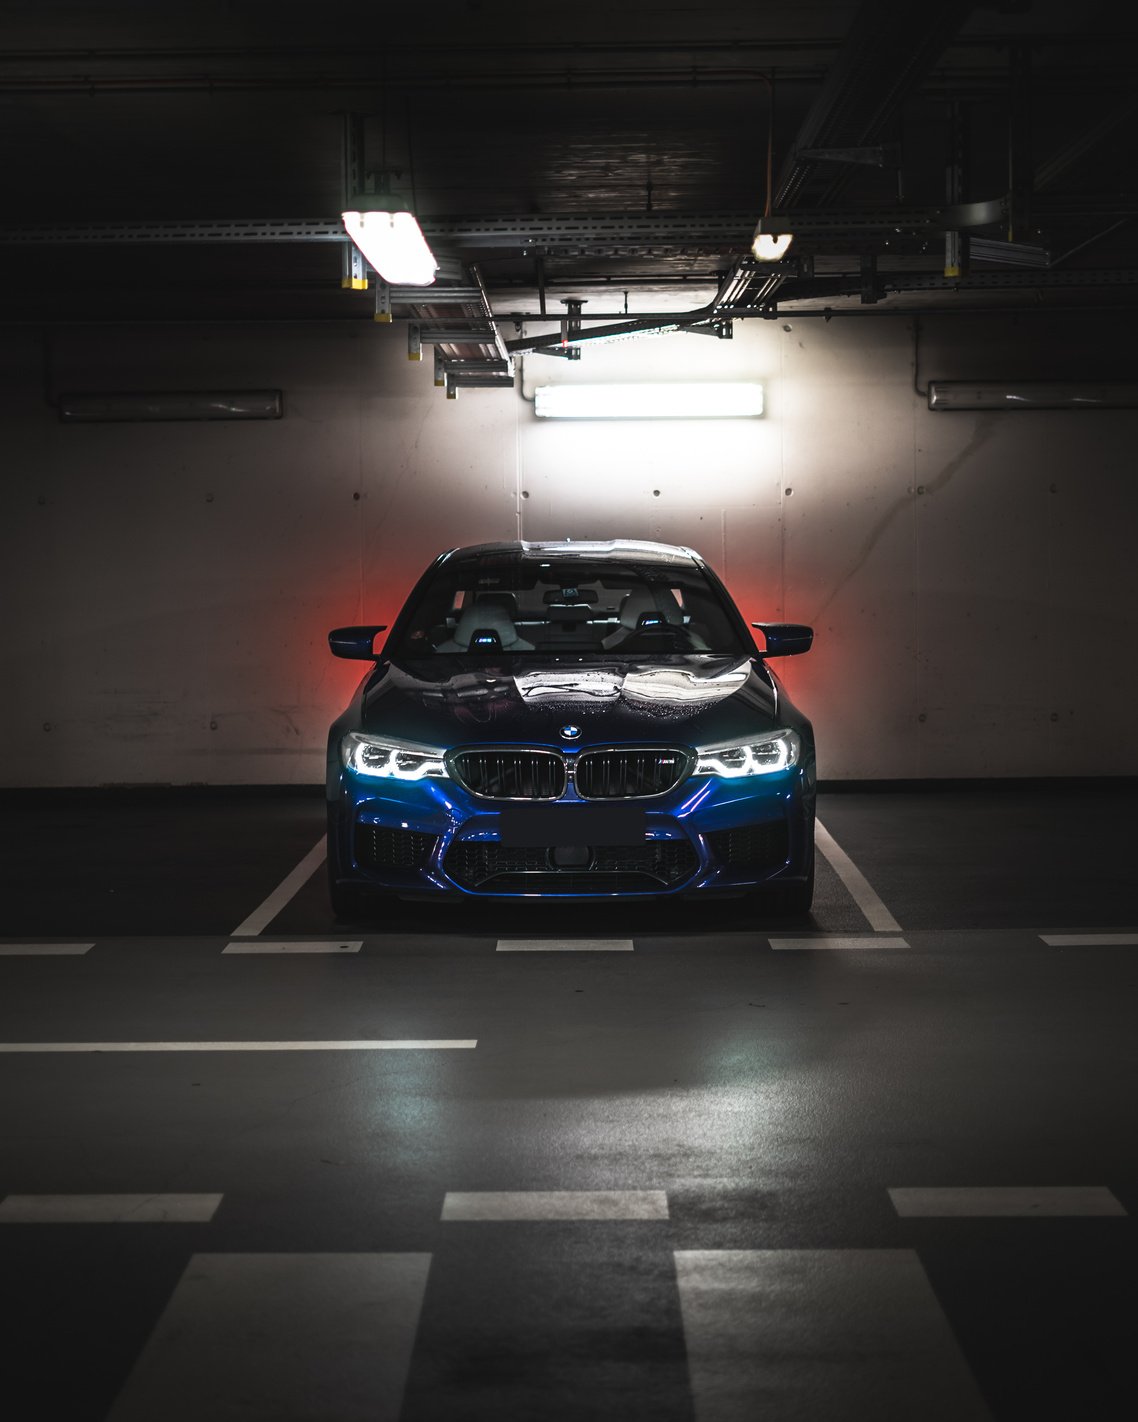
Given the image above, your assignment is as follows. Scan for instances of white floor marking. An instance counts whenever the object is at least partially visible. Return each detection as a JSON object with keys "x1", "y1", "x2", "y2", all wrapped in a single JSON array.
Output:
[
  {"x1": 814, "y1": 818, "x2": 902, "y2": 933},
  {"x1": 442, "y1": 1190, "x2": 668, "y2": 1221},
  {"x1": 0, "y1": 1193, "x2": 223, "y2": 1223},
  {"x1": 107, "y1": 1252, "x2": 430, "y2": 1422},
  {"x1": 223, "y1": 939, "x2": 362, "y2": 955},
  {"x1": 496, "y1": 938, "x2": 635, "y2": 952},
  {"x1": 770, "y1": 935, "x2": 910, "y2": 951},
  {"x1": 229, "y1": 836, "x2": 326, "y2": 938},
  {"x1": 889, "y1": 1186, "x2": 1127, "y2": 1217},
  {"x1": 0, "y1": 943, "x2": 94, "y2": 956},
  {"x1": 1040, "y1": 932, "x2": 1138, "y2": 946},
  {"x1": 675, "y1": 1249, "x2": 991, "y2": 1422},
  {"x1": 0, "y1": 1039, "x2": 476, "y2": 1053}
]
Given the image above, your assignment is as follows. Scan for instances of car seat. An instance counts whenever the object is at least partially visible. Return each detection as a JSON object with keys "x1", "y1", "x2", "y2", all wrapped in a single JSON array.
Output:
[
  {"x1": 435, "y1": 601, "x2": 535, "y2": 652},
  {"x1": 601, "y1": 587, "x2": 684, "y2": 649}
]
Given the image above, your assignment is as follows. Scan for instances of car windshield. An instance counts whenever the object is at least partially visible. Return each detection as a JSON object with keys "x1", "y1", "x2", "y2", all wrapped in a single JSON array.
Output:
[{"x1": 389, "y1": 553, "x2": 750, "y2": 658}]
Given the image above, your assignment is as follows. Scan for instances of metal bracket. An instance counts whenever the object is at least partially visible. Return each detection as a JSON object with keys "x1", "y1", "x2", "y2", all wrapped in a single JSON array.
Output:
[
  {"x1": 860, "y1": 252, "x2": 881, "y2": 305},
  {"x1": 340, "y1": 115, "x2": 368, "y2": 290},
  {"x1": 374, "y1": 282, "x2": 392, "y2": 322},
  {"x1": 944, "y1": 100, "x2": 968, "y2": 278}
]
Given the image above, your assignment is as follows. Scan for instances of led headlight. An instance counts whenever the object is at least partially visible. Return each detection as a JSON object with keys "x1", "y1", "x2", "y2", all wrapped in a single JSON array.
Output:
[
  {"x1": 341, "y1": 732, "x2": 448, "y2": 780},
  {"x1": 695, "y1": 728, "x2": 801, "y2": 777}
]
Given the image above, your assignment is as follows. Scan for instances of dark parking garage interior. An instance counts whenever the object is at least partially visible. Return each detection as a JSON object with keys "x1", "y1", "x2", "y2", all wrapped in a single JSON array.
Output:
[{"x1": 2, "y1": 3, "x2": 1137, "y2": 1419}]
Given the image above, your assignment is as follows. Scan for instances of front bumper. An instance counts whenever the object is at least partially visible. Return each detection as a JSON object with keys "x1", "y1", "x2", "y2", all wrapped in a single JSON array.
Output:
[{"x1": 327, "y1": 756, "x2": 815, "y2": 900}]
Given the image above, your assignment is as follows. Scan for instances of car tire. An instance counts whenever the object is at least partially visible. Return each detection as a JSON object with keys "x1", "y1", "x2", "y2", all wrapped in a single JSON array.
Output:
[
  {"x1": 326, "y1": 842, "x2": 371, "y2": 920},
  {"x1": 756, "y1": 840, "x2": 815, "y2": 917},
  {"x1": 328, "y1": 877, "x2": 368, "y2": 921}
]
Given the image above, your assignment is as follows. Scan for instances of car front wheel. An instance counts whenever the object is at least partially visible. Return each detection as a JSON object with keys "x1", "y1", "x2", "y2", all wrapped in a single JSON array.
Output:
[{"x1": 755, "y1": 840, "x2": 815, "y2": 917}]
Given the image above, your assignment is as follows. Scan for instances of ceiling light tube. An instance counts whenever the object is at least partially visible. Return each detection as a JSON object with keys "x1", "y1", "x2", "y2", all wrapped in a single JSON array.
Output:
[
  {"x1": 533, "y1": 383, "x2": 764, "y2": 419},
  {"x1": 341, "y1": 204, "x2": 438, "y2": 287}
]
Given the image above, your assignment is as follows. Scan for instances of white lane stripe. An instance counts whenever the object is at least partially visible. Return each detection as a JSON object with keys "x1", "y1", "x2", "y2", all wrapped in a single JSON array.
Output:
[
  {"x1": 1040, "y1": 933, "x2": 1138, "y2": 946},
  {"x1": 0, "y1": 943, "x2": 94, "y2": 956},
  {"x1": 229, "y1": 836, "x2": 326, "y2": 938},
  {"x1": 0, "y1": 1040, "x2": 476, "y2": 1052},
  {"x1": 107, "y1": 1252, "x2": 430, "y2": 1422},
  {"x1": 889, "y1": 1186, "x2": 1127, "y2": 1217},
  {"x1": 675, "y1": 1249, "x2": 991, "y2": 1422},
  {"x1": 0, "y1": 1193, "x2": 223, "y2": 1223},
  {"x1": 442, "y1": 1190, "x2": 668, "y2": 1221},
  {"x1": 814, "y1": 818, "x2": 902, "y2": 933},
  {"x1": 770, "y1": 935, "x2": 910, "y2": 951},
  {"x1": 223, "y1": 940, "x2": 362, "y2": 955},
  {"x1": 496, "y1": 938, "x2": 634, "y2": 952}
]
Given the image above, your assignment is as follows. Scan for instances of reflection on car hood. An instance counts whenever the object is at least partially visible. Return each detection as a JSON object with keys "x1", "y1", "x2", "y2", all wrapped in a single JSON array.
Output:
[{"x1": 360, "y1": 655, "x2": 780, "y2": 747}]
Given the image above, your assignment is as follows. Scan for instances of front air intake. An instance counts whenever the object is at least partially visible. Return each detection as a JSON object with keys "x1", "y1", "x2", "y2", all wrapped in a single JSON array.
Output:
[{"x1": 355, "y1": 825, "x2": 438, "y2": 871}]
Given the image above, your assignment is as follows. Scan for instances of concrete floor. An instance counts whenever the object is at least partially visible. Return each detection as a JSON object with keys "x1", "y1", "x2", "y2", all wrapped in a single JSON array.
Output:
[{"x1": 1, "y1": 785, "x2": 1135, "y2": 1421}]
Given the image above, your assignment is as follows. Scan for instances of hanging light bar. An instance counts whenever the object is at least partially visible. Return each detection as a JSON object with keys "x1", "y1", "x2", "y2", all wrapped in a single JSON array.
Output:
[
  {"x1": 533, "y1": 383, "x2": 764, "y2": 419},
  {"x1": 341, "y1": 197, "x2": 438, "y2": 287}
]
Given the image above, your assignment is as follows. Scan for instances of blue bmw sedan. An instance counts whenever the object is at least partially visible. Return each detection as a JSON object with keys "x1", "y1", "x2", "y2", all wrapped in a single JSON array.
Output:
[{"x1": 326, "y1": 540, "x2": 815, "y2": 915}]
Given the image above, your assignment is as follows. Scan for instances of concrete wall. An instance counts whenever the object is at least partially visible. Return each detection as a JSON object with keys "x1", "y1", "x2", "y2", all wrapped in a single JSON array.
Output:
[{"x1": 2, "y1": 312, "x2": 1135, "y2": 785}]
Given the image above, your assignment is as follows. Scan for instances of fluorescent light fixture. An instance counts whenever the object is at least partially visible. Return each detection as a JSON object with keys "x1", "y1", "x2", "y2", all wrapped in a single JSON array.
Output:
[
  {"x1": 928, "y1": 381, "x2": 1138, "y2": 411},
  {"x1": 752, "y1": 232, "x2": 794, "y2": 261},
  {"x1": 58, "y1": 390, "x2": 283, "y2": 423},
  {"x1": 533, "y1": 383, "x2": 764, "y2": 419},
  {"x1": 341, "y1": 206, "x2": 437, "y2": 286}
]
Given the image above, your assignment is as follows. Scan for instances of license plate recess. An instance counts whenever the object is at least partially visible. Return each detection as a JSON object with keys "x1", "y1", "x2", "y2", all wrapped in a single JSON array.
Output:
[{"x1": 499, "y1": 804, "x2": 646, "y2": 847}]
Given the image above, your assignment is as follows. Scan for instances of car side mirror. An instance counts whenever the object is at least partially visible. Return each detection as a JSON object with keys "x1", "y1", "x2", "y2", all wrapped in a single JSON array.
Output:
[
  {"x1": 328, "y1": 625, "x2": 387, "y2": 660},
  {"x1": 751, "y1": 622, "x2": 814, "y2": 657}
]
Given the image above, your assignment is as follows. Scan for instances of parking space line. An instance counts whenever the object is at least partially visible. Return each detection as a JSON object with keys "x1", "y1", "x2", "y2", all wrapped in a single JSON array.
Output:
[
  {"x1": 0, "y1": 1193, "x2": 223, "y2": 1223},
  {"x1": 675, "y1": 1248, "x2": 991, "y2": 1421},
  {"x1": 1039, "y1": 933, "x2": 1138, "y2": 946},
  {"x1": 814, "y1": 818, "x2": 902, "y2": 933},
  {"x1": 442, "y1": 1190, "x2": 668, "y2": 1220},
  {"x1": 770, "y1": 935, "x2": 910, "y2": 951},
  {"x1": 229, "y1": 837, "x2": 326, "y2": 939},
  {"x1": 106, "y1": 1252, "x2": 430, "y2": 1422},
  {"x1": 0, "y1": 943, "x2": 94, "y2": 956},
  {"x1": 223, "y1": 940, "x2": 362, "y2": 955},
  {"x1": 0, "y1": 1039, "x2": 476, "y2": 1052},
  {"x1": 889, "y1": 1186, "x2": 1127, "y2": 1217},
  {"x1": 496, "y1": 938, "x2": 635, "y2": 952}
]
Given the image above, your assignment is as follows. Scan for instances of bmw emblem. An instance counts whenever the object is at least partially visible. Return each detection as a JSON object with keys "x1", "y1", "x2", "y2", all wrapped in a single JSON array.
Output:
[{"x1": 559, "y1": 724, "x2": 582, "y2": 741}]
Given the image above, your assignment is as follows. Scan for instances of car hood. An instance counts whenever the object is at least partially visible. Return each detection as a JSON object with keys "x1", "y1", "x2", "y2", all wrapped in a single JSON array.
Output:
[{"x1": 359, "y1": 655, "x2": 781, "y2": 748}]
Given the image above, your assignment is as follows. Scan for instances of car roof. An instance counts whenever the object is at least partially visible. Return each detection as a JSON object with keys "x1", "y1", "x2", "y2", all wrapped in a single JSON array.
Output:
[{"x1": 441, "y1": 540, "x2": 701, "y2": 568}]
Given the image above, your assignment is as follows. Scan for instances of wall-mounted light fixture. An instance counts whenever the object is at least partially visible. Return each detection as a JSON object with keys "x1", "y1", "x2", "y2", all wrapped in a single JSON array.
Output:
[
  {"x1": 58, "y1": 390, "x2": 283, "y2": 422},
  {"x1": 928, "y1": 381, "x2": 1138, "y2": 411},
  {"x1": 533, "y1": 383, "x2": 764, "y2": 419},
  {"x1": 341, "y1": 186, "x2": 437, "y2": 287}
]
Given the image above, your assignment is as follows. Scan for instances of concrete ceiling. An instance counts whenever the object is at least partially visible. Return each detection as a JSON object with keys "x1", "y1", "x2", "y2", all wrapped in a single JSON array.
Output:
[{"x1": 1, "y1": 0, "x2": 1136, "y2": 360}]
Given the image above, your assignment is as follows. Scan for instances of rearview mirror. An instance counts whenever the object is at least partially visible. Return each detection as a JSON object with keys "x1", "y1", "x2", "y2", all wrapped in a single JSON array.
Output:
[
  {"x1": 328, "y1": 625, "x2": 387, "y2": 660},
  {"x1": 751, "y1": 622, "x2": 814, "y2": 657}
]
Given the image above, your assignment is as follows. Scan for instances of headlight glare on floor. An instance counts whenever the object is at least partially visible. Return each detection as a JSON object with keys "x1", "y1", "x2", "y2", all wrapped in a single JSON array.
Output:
[
  {"x1": 695, "y1": 728, "x2": 801, "y2": 777},
  {"x1": 342, "y1": 732, "x2": 448, "y2": 780}
]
